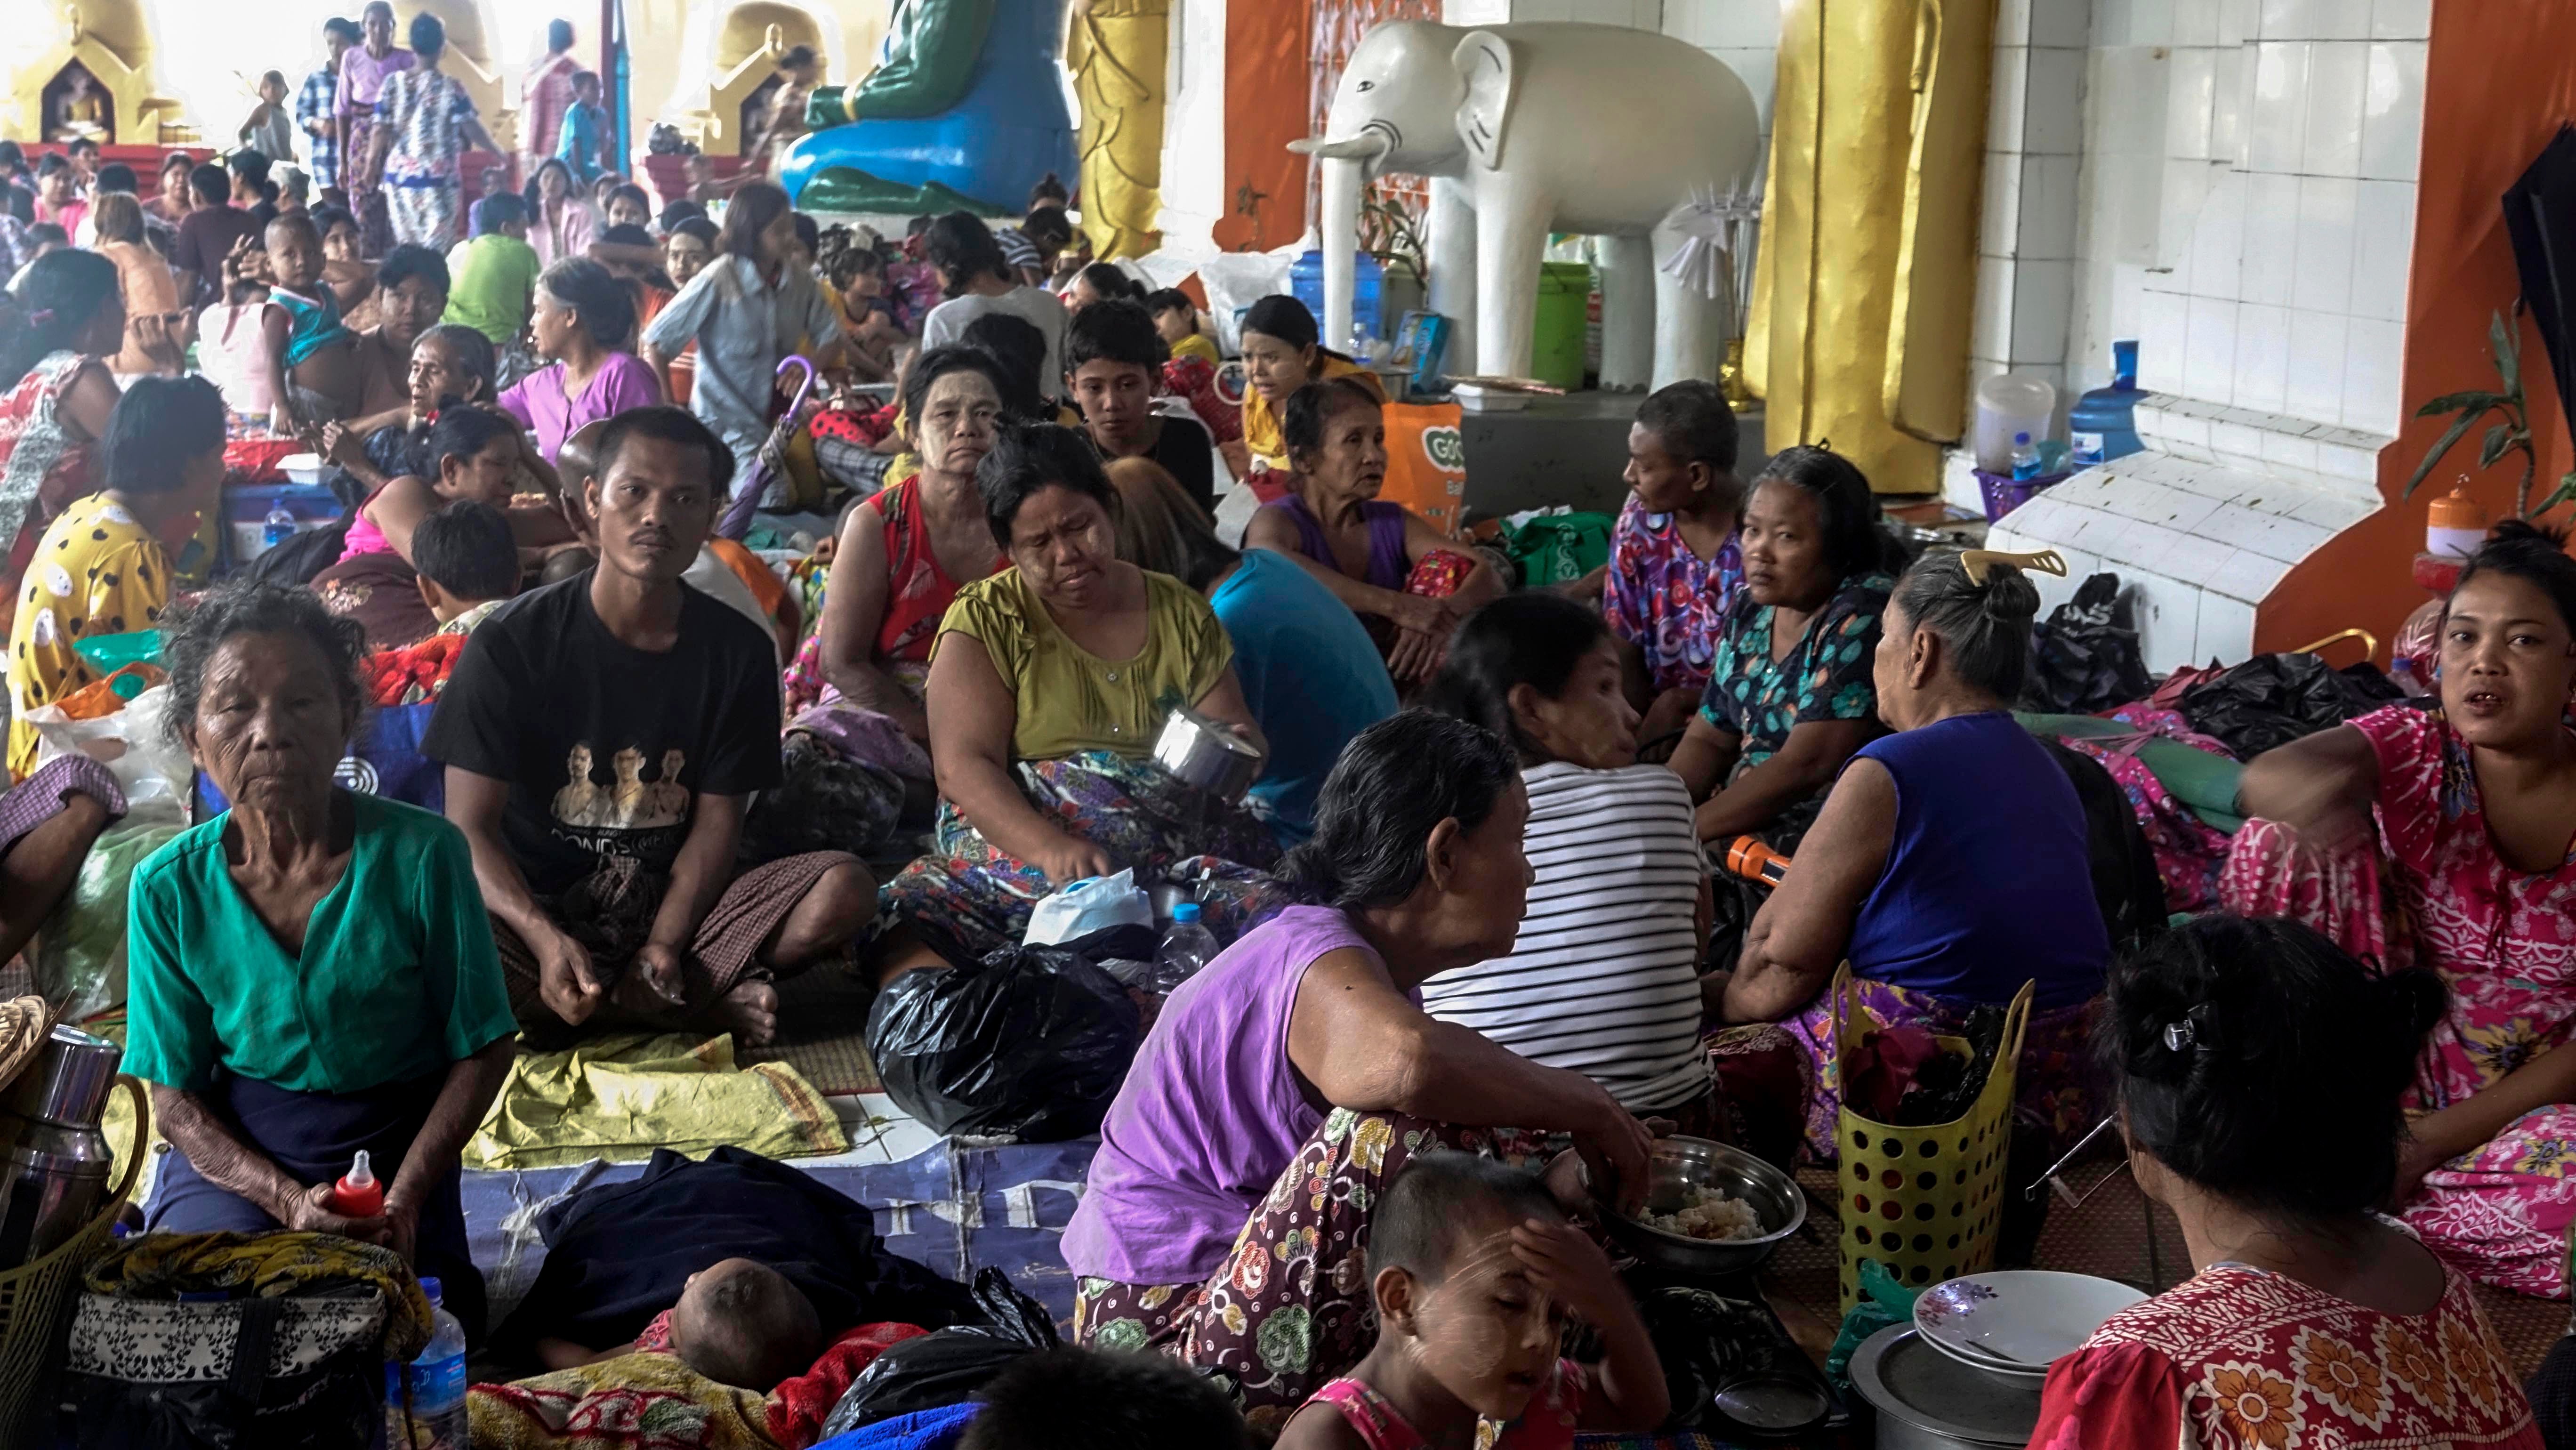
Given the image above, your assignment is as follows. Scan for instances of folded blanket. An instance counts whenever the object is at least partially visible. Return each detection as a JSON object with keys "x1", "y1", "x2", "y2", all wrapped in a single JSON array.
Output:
[
  {"x1": 467, "y1": 1032, "x2": 845, "y2": 1170},
  {"x1": 470, "y1": 1352, "x2": 777, "y2": 1450}
]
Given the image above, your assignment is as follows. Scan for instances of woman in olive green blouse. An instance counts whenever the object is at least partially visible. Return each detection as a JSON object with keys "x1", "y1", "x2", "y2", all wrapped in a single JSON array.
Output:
[
  {"x1": 871, "y1": 424, "x2": 1281, "y2": 975},
  {"x1": 121, "y1": 582, "x2": 516, "y2": 1337}
]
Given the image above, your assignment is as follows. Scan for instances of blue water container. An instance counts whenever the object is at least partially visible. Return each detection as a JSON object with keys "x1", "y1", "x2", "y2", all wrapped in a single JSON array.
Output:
[
  {"x1": 2069, "y1": 338, "x2": 2145, "y2": 467},
  {"x1": 1289, "y1": 249, "x2": 1386, "y2": 349}
]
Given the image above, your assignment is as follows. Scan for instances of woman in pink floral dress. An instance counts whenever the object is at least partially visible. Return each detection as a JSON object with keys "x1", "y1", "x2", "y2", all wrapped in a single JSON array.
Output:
[
  {"x1": 2029, "y1": 916, "x2": 2538, "y2": 1450},
  {"x1": 2229, "y1": 521, "x2": 2576, "y2": 1298}
]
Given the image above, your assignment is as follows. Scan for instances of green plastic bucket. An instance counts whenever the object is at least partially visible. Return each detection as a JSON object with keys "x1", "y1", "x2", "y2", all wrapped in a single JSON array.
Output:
[{"x1": 1531, "y1": 261, "x2": 1592, "y2": 390}]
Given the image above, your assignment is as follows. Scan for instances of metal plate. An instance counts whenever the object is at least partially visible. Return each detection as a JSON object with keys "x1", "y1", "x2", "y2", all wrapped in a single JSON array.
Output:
[
  {"x1": 1849, "y1": 1326, "x2": 2042, "y2": 1447},
  {"x1": 1714, "y1": 1373, "x2": 1831, "y2": 1433}
]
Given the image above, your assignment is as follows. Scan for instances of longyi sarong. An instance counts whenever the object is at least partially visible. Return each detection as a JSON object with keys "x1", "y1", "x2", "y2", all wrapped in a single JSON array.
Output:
[{"x1": 146, "y1": 1068, "x2": 485, "y2": 1338}]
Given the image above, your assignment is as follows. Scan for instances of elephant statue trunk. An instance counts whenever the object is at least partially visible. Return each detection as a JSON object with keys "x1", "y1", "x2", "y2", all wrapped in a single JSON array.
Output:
[{"x1": 1288, "y1": 129, "x2": 1392, "y2": 354}]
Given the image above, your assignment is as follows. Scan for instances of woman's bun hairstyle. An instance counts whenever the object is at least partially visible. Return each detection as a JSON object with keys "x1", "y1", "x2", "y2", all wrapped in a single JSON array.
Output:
[{"x1": 2103, "y1": 914, "x2": 2445, "y2": 1220}]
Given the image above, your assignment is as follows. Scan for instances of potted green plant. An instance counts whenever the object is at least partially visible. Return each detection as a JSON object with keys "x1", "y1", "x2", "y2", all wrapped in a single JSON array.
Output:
[{"x1": 2404, "y1": 308, "x2": 2576, "y2": 518}]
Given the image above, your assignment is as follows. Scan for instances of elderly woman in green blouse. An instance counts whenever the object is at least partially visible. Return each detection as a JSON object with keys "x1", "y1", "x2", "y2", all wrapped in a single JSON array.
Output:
[
  {"x1": 872, "y1": 424, "x2": 1280, "y2": 975},
  {"x1": 122, "y1": 582, "x2": 516, "y2": 1337}
]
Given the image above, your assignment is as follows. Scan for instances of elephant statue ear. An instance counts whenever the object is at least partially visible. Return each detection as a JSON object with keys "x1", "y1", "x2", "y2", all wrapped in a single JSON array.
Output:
[{"x1": 1450, "y1": 30, "x2": 1518, "y2": 172}]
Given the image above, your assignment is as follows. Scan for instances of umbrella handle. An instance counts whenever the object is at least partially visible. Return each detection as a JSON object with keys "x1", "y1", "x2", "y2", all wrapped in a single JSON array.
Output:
[{"x1": 778, "y1": 354, "x2": 818, "y2": 417}]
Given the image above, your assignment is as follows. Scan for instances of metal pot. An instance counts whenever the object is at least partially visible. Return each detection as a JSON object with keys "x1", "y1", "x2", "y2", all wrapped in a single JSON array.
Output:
[
  {"x1": 1848, "y1": 1327, "x2": 2040, "y2": 1450},
  {"x1": 0, "y1": 1023, "x2": 124, "y2": 1268},
  {"x1": 1151, "y1": 707, "x2": 1265, "y2": 799}
]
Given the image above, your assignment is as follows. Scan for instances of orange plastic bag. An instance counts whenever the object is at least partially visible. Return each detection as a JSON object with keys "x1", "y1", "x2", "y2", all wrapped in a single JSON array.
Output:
[{"x1": 1379, "y1": 402, "x2": 1467, "y2": 537}]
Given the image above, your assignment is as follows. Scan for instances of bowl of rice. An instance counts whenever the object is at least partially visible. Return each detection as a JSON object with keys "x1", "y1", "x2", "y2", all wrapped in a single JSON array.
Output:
[{"x1": 1601, "y1": 1136, "x2": 1807, "y2": 1275}]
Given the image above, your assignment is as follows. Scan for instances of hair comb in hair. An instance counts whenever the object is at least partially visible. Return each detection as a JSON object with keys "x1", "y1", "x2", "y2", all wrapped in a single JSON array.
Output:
[{"x1": 1959, "y1": 548, "x2": 2067, "y2": 586}]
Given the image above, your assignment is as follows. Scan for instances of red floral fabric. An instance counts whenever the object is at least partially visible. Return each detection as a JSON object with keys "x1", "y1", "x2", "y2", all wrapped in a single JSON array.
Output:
[{"x1": 2029, "y1": 1263, "x2": 2538, "y2": 1450}]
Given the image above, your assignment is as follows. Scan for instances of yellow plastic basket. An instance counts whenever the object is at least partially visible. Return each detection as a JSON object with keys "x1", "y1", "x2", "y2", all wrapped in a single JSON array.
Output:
[
  {"x1": 1833, "y1": 973, "x2": 2031, "y2": 1312},
  {"x1": 0, "y1": 1074, "x2": 150, "y2": 1441}
]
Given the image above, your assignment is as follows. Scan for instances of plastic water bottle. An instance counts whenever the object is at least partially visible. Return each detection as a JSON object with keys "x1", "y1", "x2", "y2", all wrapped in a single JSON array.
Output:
[
  {"x1": 1152, "y1": 903, "x2": 1219, "y2": 993},
  {"x1": 2009, "y1": 431, "x2": 2041, "y2": 483},
  {"x1": 386, "y1": 1276, "x2": 470, "y2": 1450},
  {"x1": 261, "y1": 499, "x2": 297, "y2": 551}
]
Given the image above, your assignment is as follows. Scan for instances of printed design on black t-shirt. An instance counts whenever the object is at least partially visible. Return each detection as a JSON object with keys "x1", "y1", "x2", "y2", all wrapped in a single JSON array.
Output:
[{"x1": 549, "y1": 741, "x2": 691, "y2": 865}]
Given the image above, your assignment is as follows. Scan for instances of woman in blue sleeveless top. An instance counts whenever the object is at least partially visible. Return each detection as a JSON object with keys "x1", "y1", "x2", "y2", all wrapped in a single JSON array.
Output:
[{"x1": 1713, "y1": 549, "x2": 2112, "y2": 1170}]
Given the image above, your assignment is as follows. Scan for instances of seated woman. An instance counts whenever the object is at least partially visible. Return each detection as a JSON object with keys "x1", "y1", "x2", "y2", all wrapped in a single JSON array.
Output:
[
  {"x1": 1108, "y1": 457, "x2": 1395, "y2": 847},
  {"x1": 314, "y1": 406, "x2": 551, "y2": 648},
  {"x1": 1244, "y1": 380, "x2": 1501, "y2": 685},
  {"x1": 122, "y1": 582, "x2": 518, "y2": 1337},
  {"x1": 1061, "y1": 710, "x2": 1653, "y2": 1424},
  {"x1": 497, "y1": 257, "x2": 661, "y2": 464},
  {"x1": 874, "y1": 425, "x2": 1280, "y2": 969},
  {"x1": 1716, "y1": 551, "x2": 2111, "y2": 1172},
  {"x1": 1228, "y1": 295, "x2": 1382, "y2": 487},
  {"x1": 1064, "y1": 299, "x2": 1216, "y2": 514},
  {"x1": 1417, "y1": 594, "x2": 1719, "y2": 1133},
  {"x1": 803, "y1": 347, "x2": 1010, "y2": 787},
  {"x1": 2231, "y1": 521, "x2": 2576, "y2": 1299},
  {"x1": 1670, "y1": 443, "x2": 1900, "y2": 859},
  {"x1": 6, "y1": 376, "x2": 224, "y2": 781},
  {"x1": 326, "y1": 320, "x2": 497, "y2": 503},
  {"x1": 2028, "y1": 916, "x2": 2541, "y2": 1450}
]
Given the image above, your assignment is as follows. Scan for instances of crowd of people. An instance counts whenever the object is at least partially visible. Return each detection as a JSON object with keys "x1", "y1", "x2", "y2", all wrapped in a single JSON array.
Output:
[{"x1": 4, "y1": 33, "x2": 2576, "y2": 1447}]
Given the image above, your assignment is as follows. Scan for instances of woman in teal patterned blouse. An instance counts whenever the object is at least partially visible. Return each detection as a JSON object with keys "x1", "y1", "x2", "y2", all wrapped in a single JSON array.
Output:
[{"x1": 1670, "y1": 444, "x2": 1903, "y2": 853}]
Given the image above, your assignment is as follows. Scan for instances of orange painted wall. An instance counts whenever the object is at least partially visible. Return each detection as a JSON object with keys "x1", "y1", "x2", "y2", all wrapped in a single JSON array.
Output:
[
  {"x1": 2255, "y1": 0, "x2": 2576, "y2": 658},
  {"x1": 1214, "y1": 0, "x2": 1313, "y2": 252}
]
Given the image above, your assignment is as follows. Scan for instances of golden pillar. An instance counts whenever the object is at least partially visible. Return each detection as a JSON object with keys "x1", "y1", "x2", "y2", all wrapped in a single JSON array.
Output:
[
  {"x1": 1066, "y1": 0, "x2": 1167, "y2": 260},
  {"x1": 1747, "y1": 0, "x2": 1996, "y2": 495}
]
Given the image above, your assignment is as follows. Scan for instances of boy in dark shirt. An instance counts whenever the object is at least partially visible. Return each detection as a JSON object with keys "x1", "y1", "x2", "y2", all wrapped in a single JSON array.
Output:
[{"x1": 424, "y1": 407, "x2": 873, "y2": 1045}]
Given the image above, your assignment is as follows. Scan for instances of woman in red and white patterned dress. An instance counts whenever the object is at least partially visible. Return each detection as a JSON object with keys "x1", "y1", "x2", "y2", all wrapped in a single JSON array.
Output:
[{"x1": 2027, "y1": 916, "x2": 2538, "y2": 1450}]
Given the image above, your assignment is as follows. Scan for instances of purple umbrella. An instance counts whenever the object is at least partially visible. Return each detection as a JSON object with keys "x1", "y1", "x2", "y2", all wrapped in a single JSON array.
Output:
[{"x1": 718, "y1": 354, "x2": 818, "y2": 540}]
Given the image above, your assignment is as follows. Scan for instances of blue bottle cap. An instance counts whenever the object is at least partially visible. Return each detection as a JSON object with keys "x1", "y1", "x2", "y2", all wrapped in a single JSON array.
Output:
[
  {"x1": 2014, "y1": 431, "x2": 2031, "y2": 444},
  {"x1": 418, "y1": 1275, "x2": 443, "y2": 1307},
  {"x1": 1172, "y1": 902, "x2": 1201, "y2": 923}
]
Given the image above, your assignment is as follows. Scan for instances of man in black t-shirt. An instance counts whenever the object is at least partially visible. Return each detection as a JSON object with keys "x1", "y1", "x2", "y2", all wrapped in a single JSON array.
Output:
[
  {"x1": 424, "y1": 406, "x2": 875, "y2": 1045},
  {"x1": 1063, "y1": 298, "x2": 1217, "y2": 515}
]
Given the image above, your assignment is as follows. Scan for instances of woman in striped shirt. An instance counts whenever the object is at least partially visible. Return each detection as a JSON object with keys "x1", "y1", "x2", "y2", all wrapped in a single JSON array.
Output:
[{"x1": 1419, "y1": 593, "x2": 1720, "y2": 1132}]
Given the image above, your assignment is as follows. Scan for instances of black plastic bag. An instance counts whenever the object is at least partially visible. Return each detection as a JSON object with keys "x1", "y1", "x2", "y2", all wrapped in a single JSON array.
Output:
[
  {"x1": 2176, "y1": 652, "x2": 2405, "y2": 758},
  {"x1": 817, "y1": 1267, "x2": 1057, "y2": 1437},
  {"x1": 2023, "y1": 573, "x2": 2151, "y2": 713},
  {"x1": 866, "y1": 942, "x2": 1143, "y2": 1139}
]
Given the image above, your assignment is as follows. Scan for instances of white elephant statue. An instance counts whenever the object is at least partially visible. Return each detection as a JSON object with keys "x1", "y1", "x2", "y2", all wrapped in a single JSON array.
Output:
[{"x1": 1294, "y1": 22, "x2": 1760, "y2": 391}]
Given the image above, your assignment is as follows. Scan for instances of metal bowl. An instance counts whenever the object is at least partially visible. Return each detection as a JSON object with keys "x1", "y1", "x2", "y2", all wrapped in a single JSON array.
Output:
[
  {"x1": 1151, "y1": 707, "x2": 1265, "y2": 798},
  {"x1": 1600, "y1": 1136, "x2": 1806, "y2": 1276}
]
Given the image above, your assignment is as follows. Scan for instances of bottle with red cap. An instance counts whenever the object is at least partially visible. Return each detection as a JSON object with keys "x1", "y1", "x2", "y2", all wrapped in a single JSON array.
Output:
[{"x1": 329, "y1": 1149, "x2": 382, "y2": 1219}]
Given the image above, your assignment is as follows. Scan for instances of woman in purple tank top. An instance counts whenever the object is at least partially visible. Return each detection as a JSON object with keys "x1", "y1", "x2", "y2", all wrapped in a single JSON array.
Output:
[
  {"x1": 1244, "y1": 379, "x2": 1501, "y2": 685},
  {"x1": 1060, "y1": 712, "x2": 1653, "y2": 1418}
]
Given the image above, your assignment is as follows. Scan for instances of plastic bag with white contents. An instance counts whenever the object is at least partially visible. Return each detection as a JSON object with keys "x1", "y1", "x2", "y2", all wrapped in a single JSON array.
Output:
[
  {"x1": 25, "y1": 684, "x2": 191, "y2": 828},
  {"x1": 1022, "y1": 868, "x2": 1152, "y2": 947}
]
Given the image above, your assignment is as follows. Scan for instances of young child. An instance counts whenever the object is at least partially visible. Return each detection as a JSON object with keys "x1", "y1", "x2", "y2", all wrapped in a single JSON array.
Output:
[
  {"x1": 531, "y1": 1256, "x2": 824, "y2": 1392},
  {"x1": 410, "y1": 497, "x2": 520, "y2": 632},
  {"x1": 260, "y1": 212, "x2": 362, "y2": 435},
  {"x1": 958, "y1": 1346, "x2": 1251, "y2": 1450},
  {"x1": 1275, "y1": 1153, "x2": 1669, "y2": 1450},
  {"x1": 1146, "y1": 287, "x2": 1219, "y2": 365},
  {"x1": 558, "y1": 71, "x2": 608, "y2": 183},
  {"x1": 824, "y1": 241, "x2": 901, "y2": 376},
  {"x1": 239, "y1": 71, "x2": 297, "y2": 164}
]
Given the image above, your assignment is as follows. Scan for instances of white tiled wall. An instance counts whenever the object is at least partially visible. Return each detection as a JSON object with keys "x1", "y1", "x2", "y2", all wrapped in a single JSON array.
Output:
[
  {"x1": 1974, "y1": 4, "x2": 2093, "y2": 407},
  {"x1": 1660, "y1": 0, "x2": 1782, "y2": 141},
  {"x1": 1452, "y1": 0, "x2": 1667, "y2": 29},
  {"x1": 2062, "y1": 0, "x2": 2424, "y2": 433}
]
